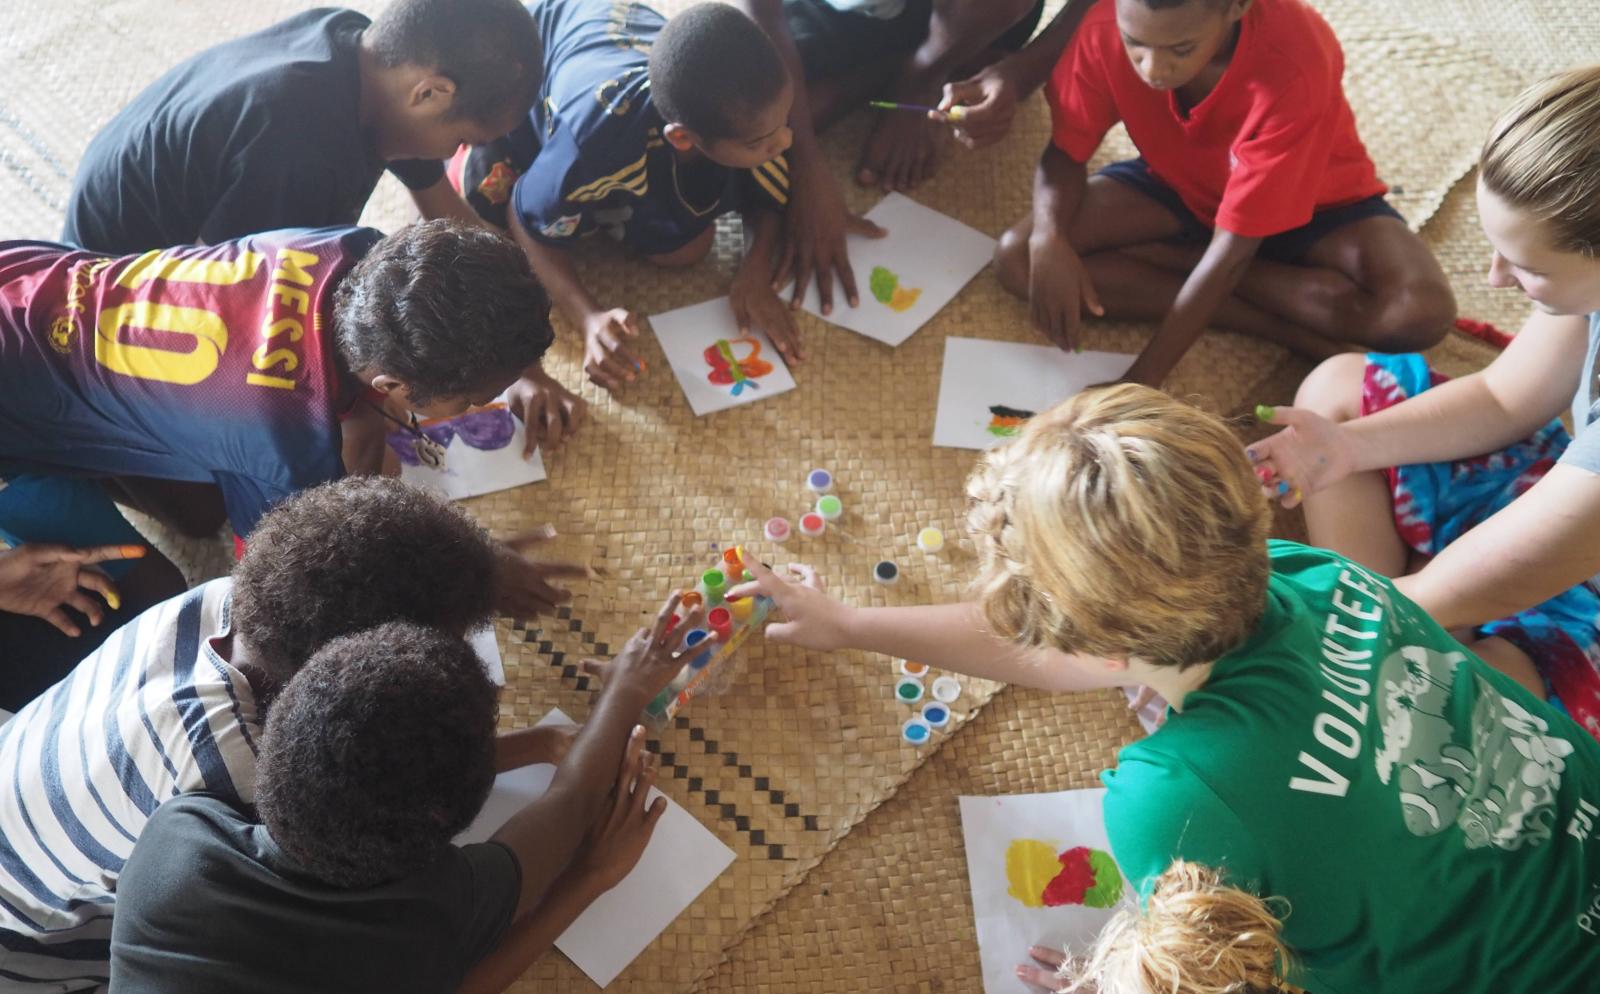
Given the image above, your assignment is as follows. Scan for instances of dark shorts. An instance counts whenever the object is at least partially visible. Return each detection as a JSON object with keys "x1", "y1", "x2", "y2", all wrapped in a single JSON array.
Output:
[
  {"x1": 1097, "y1": 157, "x2": 1404, "y2": 264},
  {"x1": 783, "y1": 0, "x2": 1045, "y2": 81}
]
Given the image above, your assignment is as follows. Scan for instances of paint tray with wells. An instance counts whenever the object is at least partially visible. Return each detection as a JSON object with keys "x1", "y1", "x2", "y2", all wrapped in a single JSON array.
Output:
[{"x1": 642, "y1": 544, "x2": 773, "y2": 728}]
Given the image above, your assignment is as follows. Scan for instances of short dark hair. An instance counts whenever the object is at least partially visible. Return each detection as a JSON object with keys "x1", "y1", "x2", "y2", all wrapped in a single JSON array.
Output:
[
  {"x1": 231, "y1": 477, "x2": 499, "y2": 683},
  {"x1": 334, "y1": 220, "x2": 553, "y2": 407},
  {"x1": 648, "y1": 4, "x2": 787, "y2": 142},
  {"x1": 255, "y1": 622, "x2": 498, "y2": 888},
  {"x1": 365, "y1": 0, "x2": 542, "y2": 124}
]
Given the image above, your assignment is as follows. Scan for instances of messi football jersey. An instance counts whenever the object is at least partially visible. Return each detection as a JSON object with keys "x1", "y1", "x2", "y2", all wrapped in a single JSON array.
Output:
[
  {"x1": 0, "y1": 226, "x2": 381, "y2": 540},
  {"x1": 491, "y1": 0, "x2": 789, "y2": 255}
]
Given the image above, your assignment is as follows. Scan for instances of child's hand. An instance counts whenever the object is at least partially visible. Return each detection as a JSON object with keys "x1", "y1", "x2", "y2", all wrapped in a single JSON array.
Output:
[
  {"x1": 730, "y1": 271, "x2": 803, "y2": 363},
  {"x1": 1246, "y1": 406, "x2": 1357, "y2": 510},
  {"x1": 726, "y1": 560, "x2": 854, "y2": 652},
  {"x1": 1027, "y1": 234, "x2": 1103, "y2": 352},
  {"x1": 583, "y1": 308, "x2": 645, "y2": 391},
  {"x1": 0, "y1": 543, "x2": 143, "y2": 636},
  {"x1": 574, "y1": 726, "x2": 666, "y2": 893},
  {"x1": 938, "y1": 60, "x2": 1022, "y2": 150},
  {"x1": 493, "y1": 527, "x2": 587, "y2": 620},
  {"x1": 1016, "y1": 944, "x2": 1086, "y2": 992},
  {"x1": 582, "y1": 592, "x2": 705, "y2": 706},
  {"x1": 504, "y1": 365, "x2": 587, "y2": 454}
]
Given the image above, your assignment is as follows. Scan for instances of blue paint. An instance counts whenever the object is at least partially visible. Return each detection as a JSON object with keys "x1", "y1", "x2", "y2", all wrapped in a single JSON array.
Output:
[{"x1": 924, "y1": 704, "x2": 948, "y2": 724}]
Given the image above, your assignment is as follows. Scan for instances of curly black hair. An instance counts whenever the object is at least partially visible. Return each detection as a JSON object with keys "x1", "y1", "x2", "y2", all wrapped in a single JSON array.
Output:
[
  {"x1": 649, "y1": 4, "x2": 787, "y2": 143},
  {"x1": 255, "y1": 622, "x2": 499, "y2": 888},
  {"x1": 366, "y1": 0, "x2": 542, "y2": 125},
  {"x1": 231, "y1": 477, "x2": 498, "y2": 686},
  {"x1": 333, "y1": 220, "x2": 553, "y2": 407}
]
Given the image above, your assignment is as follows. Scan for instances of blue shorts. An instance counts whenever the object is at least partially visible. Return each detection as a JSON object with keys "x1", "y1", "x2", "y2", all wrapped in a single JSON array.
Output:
[
  {"x1": 1097, "y1": 157, "x2": 1405, "y2": 264},
  {"x1": 0, "y1": 468, "x2": 145, "y2": 578}
]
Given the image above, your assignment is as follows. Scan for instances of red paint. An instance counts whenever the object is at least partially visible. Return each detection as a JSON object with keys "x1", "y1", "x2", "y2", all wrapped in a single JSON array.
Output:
[{"x1": 708, "y1": 606, "x2": 733, "y2": 640}]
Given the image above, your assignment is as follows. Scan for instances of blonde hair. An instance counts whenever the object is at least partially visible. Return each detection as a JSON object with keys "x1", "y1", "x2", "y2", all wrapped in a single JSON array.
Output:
[
  {"x1": 1480, "y1": 65, "x2": 1600, "y2": 257},
  {"x1": 1059, "y1": 861, "x2": 1295, "y2": 994},
  {"x1": 966, "y1": 384, "x2": 1269, "y2": 668}
]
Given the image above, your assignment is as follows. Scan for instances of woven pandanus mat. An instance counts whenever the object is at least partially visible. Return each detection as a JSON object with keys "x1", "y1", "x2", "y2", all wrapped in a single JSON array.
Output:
[{"x1": 0, "y1": 1, "x2": 1552, "y2": 991}]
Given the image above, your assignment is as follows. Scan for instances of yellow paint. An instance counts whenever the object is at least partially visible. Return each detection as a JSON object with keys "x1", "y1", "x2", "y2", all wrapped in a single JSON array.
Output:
[
  {"x1": 1005, "y1": 838, "x2": 1060, "y2": 909},
  {"x1": 888, "y1": 286, "x2": 922, "y2": 312}
]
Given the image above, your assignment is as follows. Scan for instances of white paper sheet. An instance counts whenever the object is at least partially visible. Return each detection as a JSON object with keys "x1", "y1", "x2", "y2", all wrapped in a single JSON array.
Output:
[
  {"x1": 959, "y1": 789, "x2": 1133, "y2": 994},
  {"x1": 387, "y1": 400, "x2": 546, "y2": 500},
  {"x1": 470, "y1": 626, "x2": 504, "y2": 686},
  {"x1": 790, "y1": 192, "x2": 995, "y2": 347},
  {"x1": 456, "y1": 709, "x2": 736, "y2": 988},
  {"x1": 650, "y1": 297, "x2": 798, "y2": 416},
  {"x1": 932, "y1": 338, "x2": 1135, "y2": 450}
]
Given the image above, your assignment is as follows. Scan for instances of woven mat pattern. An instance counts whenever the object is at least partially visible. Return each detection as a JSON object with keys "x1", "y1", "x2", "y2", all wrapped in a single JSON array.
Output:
[{"x1": 0, "y1": 1, "x2": 1581, "y2": 991}]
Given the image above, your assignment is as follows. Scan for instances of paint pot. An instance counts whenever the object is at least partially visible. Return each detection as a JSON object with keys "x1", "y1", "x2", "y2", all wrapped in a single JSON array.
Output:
[
  {"x1": 901, "y1": 717, "x2": 933, "y2": 746},
  {"x1": 683, "y1": 629, "x2": 713, "y2": 668},
  {"x1": 681, "y1": 590, "x2": 703, "y2": 611},
  {"x1": 921, "y1": 702, "x2": 952, "y2": 728},
  {"x1": 806, "y1": 468, "x2": 833, "y2": 494},
  {"x1": 728, "y1": 596, "x2": 753, "y2": 623},
  {"x1": 872, "y1": 560, "x2": 900, "y2": 585},
  {"x1": 894, "y1": 676, "x2": 925, "y2": 704},
  {"x1": 708, "y1": 606, "x2": 733, "y2": 641},
  {"x1": 816, "y1": 495, "x2": 843, "y2": 521},
  {"x1": 743, "y1": 570, "x2": 754, "y2": 582},
  {"x1": 917, "y1": 527, "x2": 945, "y2": 553},
  {"x1": 899, "y1": 660, "x2": 929, "y2": 678},
  {"x1": 701, "y1": 568, "x2": 727, "y2": 606},
  {"x1": 799, "y1": 512, "x2": 826, "y2": 537},
  {"x1": 931, "y1": 675, "x2": 961, "y2": 703},
  {"x1": 764, "y1": 516, "x2": 791, "y2": 543},
  {"x1": 722, "y1": 546, "x2": 745, "y2": 574}
]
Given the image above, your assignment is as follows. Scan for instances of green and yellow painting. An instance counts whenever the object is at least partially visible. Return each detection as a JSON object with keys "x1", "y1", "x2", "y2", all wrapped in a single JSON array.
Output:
[{"x1": 869, "y1": 265, "x2": 923, "y2": 313}]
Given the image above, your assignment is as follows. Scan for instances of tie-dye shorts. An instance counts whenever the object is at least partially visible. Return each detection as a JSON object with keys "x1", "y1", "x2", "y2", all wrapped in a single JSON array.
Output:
[{"x1": 1365, "y1": 352, "x2": 1600, "y2": 740}]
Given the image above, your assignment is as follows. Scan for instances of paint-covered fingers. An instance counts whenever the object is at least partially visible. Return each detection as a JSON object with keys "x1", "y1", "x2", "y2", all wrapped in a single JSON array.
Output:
[
  {"x1": 74, "y1": 568, "x2": 121, "y2": 615},
  {"x1": 1246, "y1": 404, "x2": 1356, "y2": 508},
  {"x1": 648, "y1": 591, "x2": 684, "y2": 647},
  {"x1": 505, "y1": 367, "x2": 586, "y2": 455},
  {"x1": 583, "y1": 309, "x2": 644, "y2": 390},
  {"x1": 1015, "y1": 946, "x2": 1074, "y2": 993},
  {"x1": 69, "y1": 543, "x2": 147, "y2": 566},
  {"x1": 730, "y1": 275, "x2": 804, "y2": 364}
]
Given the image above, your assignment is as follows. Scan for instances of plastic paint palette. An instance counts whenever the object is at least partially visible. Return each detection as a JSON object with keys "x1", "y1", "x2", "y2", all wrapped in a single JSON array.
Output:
[
  {"x1": 898, "y1": 660, "x2": 929, "y2": 677},
  {"x1": 764, "y1": 516, "x2": 791, "y2": 542},
  {"x1": 799, "y1": 512, "x2": 826, "y2": 537},
  {"x1": 806, "y1": 468, "x2": 833, "y2": 494},
  {"x1": 894, "y1": 676, "x2": 925, "y2": 703},
  {"x1": 921, "y1": 702, "x2": 951, "y2": 728},
  {"x1": 917, "y1": 527, "x2": 944, "y2": 553},
  {"x1": 931, "y1": 676, "x2": 961, "y2": 703},
  {"x1": 902, "y1": 717, "x2": 933, "y2": 746},
  {"x1": 873, "y1": 560, "x2": 899, "y2": 585},
  {"x1": 816, "y1": 495, "x2": 843, "y2": 521}
]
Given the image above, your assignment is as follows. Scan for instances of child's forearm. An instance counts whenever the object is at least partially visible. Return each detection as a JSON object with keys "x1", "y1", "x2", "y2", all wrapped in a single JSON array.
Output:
[
  {"x1": 508, "y1": 211, "x2": 603, "y2": 330},
  {"x1": 453, "y1": 867, "x2": 608, "y2": 994},
  {"x1": 841, "y1": 601, "x2": 1129, "y2": 693},
  {"x1": 410, "y1": 176, "x2": 495, "y2": 231},
  {"x1": 1031, "y1": 145, "x2": 1088, "y2": 243},
  {"x1": 1004, "y1": 0, "x2": 1099, "y2": 95},
  {"x1": 488, "y1": 686, "x2": 648, "y2": 918},
  {"x1": 1124, "y1": 228, "x2": 1260, "y2": 385},
  {"x1": 739, "y1": 210, "x2": 783, "y2": 275}
]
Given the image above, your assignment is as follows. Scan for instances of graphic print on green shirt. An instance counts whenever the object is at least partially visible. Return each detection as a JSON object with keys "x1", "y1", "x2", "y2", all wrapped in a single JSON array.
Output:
[{"x1": 1102, "y1": 541, "x2": 1600, "y2": 994}]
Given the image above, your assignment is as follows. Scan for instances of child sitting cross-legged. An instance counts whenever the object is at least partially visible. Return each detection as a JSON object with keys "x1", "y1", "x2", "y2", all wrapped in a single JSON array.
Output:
[
  {"x1": 995, "y1": 0, "x2": 1456, "y2": 385},
  {"x1": 733, "y1": 385, "x2": 1600, "y2": 993}
]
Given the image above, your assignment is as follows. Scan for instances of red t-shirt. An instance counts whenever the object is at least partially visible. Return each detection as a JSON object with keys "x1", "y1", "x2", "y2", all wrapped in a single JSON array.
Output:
[{"x1": 1047, "y1": 0, "x2": 1385, "y2": 238}]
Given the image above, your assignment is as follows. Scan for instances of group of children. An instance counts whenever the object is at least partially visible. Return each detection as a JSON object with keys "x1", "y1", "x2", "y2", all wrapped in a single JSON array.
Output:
[{"x1": 0, "y1": 0, "x2": 1598, "y2": 989}]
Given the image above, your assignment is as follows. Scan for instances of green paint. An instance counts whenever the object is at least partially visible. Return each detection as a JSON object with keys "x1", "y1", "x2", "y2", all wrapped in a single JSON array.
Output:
[
  {"x1": 869, "y1": 265, "x2": 898, "y2": 304},
  {"x1": 1254, "y1": 403, "x2": 1275, "y2": 422},
  {"x1": 1083, "y1": 849, "x2": 1125, "y2": 908},
  {"x1": 896, "y1": 680, "x2": 922, "y2": 701}
]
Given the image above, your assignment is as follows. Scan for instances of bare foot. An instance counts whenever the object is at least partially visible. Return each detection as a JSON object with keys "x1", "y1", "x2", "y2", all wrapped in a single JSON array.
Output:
[{"x1": 856, "y1": 109, "x2": 941, "y2": 192}]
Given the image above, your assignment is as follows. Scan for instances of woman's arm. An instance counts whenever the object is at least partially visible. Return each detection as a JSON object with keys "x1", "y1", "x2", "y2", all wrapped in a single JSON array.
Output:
[{"x1": 1398, "y1": 462, "x2": 1600, "y2": 630}]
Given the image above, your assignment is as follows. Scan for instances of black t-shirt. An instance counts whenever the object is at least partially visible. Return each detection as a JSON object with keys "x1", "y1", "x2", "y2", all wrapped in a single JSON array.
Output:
[
  {"x1": 62, "y1": 8, "x2": 443, "y2": 254},
  {"x1": 109, "y1": 793, "x2": 522, "y2": 994}
]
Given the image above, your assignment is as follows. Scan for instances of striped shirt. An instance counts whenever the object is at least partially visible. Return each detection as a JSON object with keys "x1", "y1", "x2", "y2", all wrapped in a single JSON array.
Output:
[{"x1": 0, "y1": 579, "x2": 259, "y2": 992}]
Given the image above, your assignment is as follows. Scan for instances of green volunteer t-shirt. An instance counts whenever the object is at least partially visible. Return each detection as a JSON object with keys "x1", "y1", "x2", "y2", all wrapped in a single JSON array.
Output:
[{"x1": 1104, "y1": 540, "x2": 1600, "y2": 994}]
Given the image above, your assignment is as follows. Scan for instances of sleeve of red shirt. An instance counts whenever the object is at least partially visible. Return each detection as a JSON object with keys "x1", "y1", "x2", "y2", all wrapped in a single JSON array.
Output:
[
  {"x1": 1213, "y1": 74, "x2": 1337, "y2": 238},
  {"x1": 1046, "y1": 21, "x2": 1122, "y2": 165}
]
